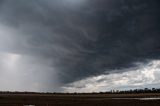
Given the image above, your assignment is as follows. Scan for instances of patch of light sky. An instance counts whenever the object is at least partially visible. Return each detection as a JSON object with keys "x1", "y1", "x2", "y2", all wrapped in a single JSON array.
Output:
[
  {"x1": 0, "y1": 52, "x2": 60, "y2": 92},
  {"x1": 63, "y1": 60, "x2": 160, "y2": 93}
]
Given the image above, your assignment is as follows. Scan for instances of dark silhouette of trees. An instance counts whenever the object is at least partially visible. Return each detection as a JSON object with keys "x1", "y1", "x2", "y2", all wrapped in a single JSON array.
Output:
[
  {"x1": 0, "y1": 88, "x2": 160, "y2": 94},
  {"x1": 108, "y1": 88, "x2": 160, "y2": 94}
]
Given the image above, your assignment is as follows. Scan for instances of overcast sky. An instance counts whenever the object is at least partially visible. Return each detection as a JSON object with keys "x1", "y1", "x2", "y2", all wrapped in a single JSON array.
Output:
[{"x1": 0, "y1": 0, "x2": 160, "y2": 92}]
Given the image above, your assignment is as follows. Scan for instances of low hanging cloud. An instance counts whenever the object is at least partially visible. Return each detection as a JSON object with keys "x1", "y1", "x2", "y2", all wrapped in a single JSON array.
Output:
[
  {"x1": 63, "y1": 60, "x2": 160, "y2": 93},
  {"x1": 0, "y1": 0, "x2": 159, "y2": 92}
]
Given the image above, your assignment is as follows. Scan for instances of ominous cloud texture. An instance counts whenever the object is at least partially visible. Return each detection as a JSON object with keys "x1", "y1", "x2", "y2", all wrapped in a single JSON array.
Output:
[{"x1": 0, "y1": 0, "x2": 159, "y2": 92}]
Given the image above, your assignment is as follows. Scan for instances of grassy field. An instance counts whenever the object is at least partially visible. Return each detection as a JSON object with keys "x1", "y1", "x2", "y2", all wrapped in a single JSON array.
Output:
[{"x1": 0, "y1": 93, "x2": 160, "y2": 106}]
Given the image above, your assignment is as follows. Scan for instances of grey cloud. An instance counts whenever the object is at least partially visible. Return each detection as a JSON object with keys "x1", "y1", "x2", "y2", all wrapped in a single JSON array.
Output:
[
  {"x1": 63, "y1": 60, "x2": 160, "y2": 92},
  {"x1": 0, "y1": 0, "x2": 159, "y2": 91}
]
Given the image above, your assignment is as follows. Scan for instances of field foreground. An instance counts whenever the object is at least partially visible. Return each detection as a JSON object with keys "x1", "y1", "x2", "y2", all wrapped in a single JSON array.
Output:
[{"x1": 0, "y1": 93, "x2": 160, "y2": 106}]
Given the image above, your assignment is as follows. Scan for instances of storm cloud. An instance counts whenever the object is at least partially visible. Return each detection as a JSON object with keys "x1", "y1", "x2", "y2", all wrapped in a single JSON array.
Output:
[{"x1": 0, "y1": 0, "x2": 160, "y2": 92}]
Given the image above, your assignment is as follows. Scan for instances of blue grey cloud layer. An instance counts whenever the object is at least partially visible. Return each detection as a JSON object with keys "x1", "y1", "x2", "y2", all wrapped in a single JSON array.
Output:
[{"x1": 0, "y1": 0, "x2": 159, "y2": 91}]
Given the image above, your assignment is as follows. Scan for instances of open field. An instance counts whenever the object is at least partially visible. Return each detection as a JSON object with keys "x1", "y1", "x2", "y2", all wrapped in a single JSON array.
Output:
[{"x1": 0, "y1": 93, "x2": 160, "y2": 106}]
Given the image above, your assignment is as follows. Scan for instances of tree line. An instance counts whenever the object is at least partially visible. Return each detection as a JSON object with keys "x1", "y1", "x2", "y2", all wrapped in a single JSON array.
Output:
[
  {"x1": 108, "y1": 88, "x2": 160, "y2": 94},
  {"x1": 0, "y1": 88, "x2": 160, "y2": 94}
]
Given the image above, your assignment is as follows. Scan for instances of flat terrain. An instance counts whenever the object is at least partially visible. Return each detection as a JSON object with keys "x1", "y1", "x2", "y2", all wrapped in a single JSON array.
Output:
[{"x1": 0, "y1": 93, "x2": 160, "y2": 106}]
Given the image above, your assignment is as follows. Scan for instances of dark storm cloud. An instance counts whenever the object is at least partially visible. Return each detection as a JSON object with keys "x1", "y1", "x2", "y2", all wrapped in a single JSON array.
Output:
[{"x1": 0, "y1": 0, "x2": 159, "y2": 84}]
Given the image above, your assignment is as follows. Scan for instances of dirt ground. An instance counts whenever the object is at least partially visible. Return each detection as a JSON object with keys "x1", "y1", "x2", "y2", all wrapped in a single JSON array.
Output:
[{"x1": 0, "y1": 93, "x2": 160, "y2": 106}]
